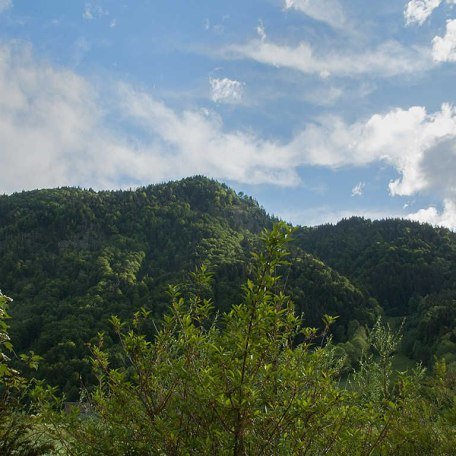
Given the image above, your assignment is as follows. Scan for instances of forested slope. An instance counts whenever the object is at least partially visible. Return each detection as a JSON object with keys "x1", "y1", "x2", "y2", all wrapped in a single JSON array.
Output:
[
  {"x1": 0, "y1": 176, "x2": 454, "y2": 397},
  {"x1": 296, "y1": 218, "x2": 456, "y2": 366},
  {"x1": 0, "y1": 177, "x2": 374, "y2": 398}
]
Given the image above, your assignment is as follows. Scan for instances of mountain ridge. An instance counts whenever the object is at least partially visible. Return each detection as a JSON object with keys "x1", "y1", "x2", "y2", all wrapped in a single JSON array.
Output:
[{"x1": 1, "y1": 176, "x2": 454, "y2": 398}]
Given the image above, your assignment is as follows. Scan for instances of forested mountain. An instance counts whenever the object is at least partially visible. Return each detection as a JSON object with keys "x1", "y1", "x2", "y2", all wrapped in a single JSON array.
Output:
[
  {"x1": 296, "y1": 219, "x2": 456, "y2": 367},
  {"x1": 0, "y1": 176, "x2": 455, "y2": 398}
]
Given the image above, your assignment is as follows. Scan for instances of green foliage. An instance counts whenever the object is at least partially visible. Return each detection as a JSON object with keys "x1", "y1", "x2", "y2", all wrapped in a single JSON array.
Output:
[
  {"x1": 0, "y1": 292, "x2": 54, "y2": 455},
  {"x1": 297, "y1": 217, "x2": 456, "y2": 368},
  {"x1": 349, "y1": 319, "x2": 456, "y2": 455},
  {"x1": 0, "y1": 178, "x2": 455, "y2": 398},
  {"x1": 297, "y1": 217, "x2": 456, "y2": 314},
  {"x1": 403, "y1": 290, "x2": 456, "y2": 368},
  {"x1": 0, "y1": 292, "x2": 14, "y2": 381},
  {"x1": 1, "y1": 177, "x2": 377, "y2": 397},
  {"x1": 37, "y1": 225, "x2": 456, "y2": 455}
]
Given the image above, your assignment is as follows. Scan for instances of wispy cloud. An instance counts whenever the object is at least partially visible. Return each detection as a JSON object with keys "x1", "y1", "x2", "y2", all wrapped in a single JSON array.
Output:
[
  {"x1": 2, "y1": 42, "x2": 453, "y2": 194},
  {"x1": 256, "y1": 20, "x2": 267, "y2": 41},
  {"x1": 351, "y1": 182, "x2": 365, "y2": 197},
  {"x1": 222, "y1": 38, "x2": 433, "y2": 78},
  {"x1": 0, "y1": 42, "x2": 109, "y2": 191},
  {"x1": 0, "y1": 42, "x2": 299, "y2": 193},
  {"x1": 1, "y1": 42, "x2": 455, "y2": 228},
  {"x1": 284, "y1": 0, "x2": 347, "y2": 30},
  {"x1": 203, "y1": 15, "x2": 230, "y2": 35},
  {"x1": 83, "y1": 2, "x2": 108, "y2": 21},
  {"x1": 0, "y1": 0, "x2": 11, "y2": 13},
  {"x1": 210, "y1": 77, "x2": 244, "y2": 104},
  {"x1": 432, "y1": 19, "x2": 456, "y2": 61},
  {"x1": 117, "y1": 84, "x2": 298, "y2": 186}
]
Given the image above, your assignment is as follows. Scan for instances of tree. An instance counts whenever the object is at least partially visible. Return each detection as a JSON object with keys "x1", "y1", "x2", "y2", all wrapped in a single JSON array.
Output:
[
  {"x1": 0, "y1": 292, "x2": 53, "y2": 455},
  {"x1": 39, "y1": 224, "x2": 456, "y2": 455}
]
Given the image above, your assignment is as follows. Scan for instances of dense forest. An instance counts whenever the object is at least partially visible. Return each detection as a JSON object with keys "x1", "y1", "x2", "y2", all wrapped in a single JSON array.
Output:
[
  {"x1": 0, "y1": 176, "x2": 455, "y2": 401},
  {"x1": 0, "y1": 221, "x2": 455, "y2": 455},
  {"x1": 296, "y1": 218, "x2": 456, "y2": 368}
]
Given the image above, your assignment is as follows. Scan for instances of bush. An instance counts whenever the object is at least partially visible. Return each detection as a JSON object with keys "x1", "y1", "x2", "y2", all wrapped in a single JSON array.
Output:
[
  {"x1": 37, "y1": 224, "x2": 456, "y2": 455},
  {"x1": 0, "y1": 292, "x2": 54, "y2": 456}
]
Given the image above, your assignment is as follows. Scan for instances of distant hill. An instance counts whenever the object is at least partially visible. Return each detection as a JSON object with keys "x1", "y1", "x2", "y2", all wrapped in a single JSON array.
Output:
[
  {"x1": 0, "y1": 176, "x2": 454, "y2": 398},
  {"x1": 296, "y1": 217, "x2": 456, "y2": 366}
]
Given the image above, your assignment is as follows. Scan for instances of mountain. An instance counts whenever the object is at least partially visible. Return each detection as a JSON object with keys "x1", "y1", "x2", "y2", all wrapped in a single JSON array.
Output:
[
  {"x1": 0, "y1": 176, "x2": 454, "y2": 398},
  {"x1": 296, "y1": 217, "x2": 456, "y2": 366}
]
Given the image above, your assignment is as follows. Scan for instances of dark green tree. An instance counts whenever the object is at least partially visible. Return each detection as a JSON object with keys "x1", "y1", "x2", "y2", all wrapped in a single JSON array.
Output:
[{"x1": 0, "y1": 292, "x2": 53, "y2": 455}]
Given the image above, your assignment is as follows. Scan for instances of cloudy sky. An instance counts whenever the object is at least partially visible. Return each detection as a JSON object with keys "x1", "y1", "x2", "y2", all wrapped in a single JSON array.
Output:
[{"x1": 0, "y1": 1, "x2": 455, "y2": 228}]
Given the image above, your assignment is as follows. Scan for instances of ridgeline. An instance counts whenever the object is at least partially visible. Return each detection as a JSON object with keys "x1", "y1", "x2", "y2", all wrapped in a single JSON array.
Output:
[{"x1": 0, "y1": 176, "x2": 455, "y2": 398}]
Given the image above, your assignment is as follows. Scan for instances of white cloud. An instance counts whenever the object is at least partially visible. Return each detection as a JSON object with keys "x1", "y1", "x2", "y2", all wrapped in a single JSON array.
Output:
[
  {"x1": 203, "y1": 15, "x2": 230, "y2": 35},
  {"x1": 0, "y1": 42, "x2": 133, "y2": 192},
  {"x1": 284, "y1": 0, "x2": 346, "y2": 29},
  {"x1": 223, "y1": 39, "x2": 432, "y2": 78},
  {"x1": 404, "y1": 0, "x2": 442, "y2": 26},
  {"x1": 407, "y1": 199, "x2": 456, "y2": 229},
  {"x1": 286, "y1": 104, "x2": 456, "y2": 228},
  {"x1": 1, "y1": 42, "x2": 455, "y2": 228},
  {"x1": 1, "y1": 44, "x2": 452, "y2": 193},
  {"x1": 0, "y1": 42, "x2": 299, "y2": 194},
  {"x1": 351, "y1": 182, "x2": 365, "y2": 197},
  {"x1": 83, "y1": 2, "x2": 107, "y2": 21},
  {"x1": 83, "y1": 5, "x2": 94, "y2": 20},
  {"x1": 432, "y1": 19, "x2": 456, "y2": 62},
  {"x1": 300, "y1": 84, "x2": 344, "y2": 107},
  {"x1": 117, "y1": 84, "x2": 298, "y2": 186},
  {"x1": 405, "y1": 0, "x2": 456, "y2": 26},
  {"x1": 210, "y1": 77, "x2": 244, "y2": 104},
  {"x1": 291, "y1": 104, "x2": 456, "y2": 194},
  {"x1": 0, "y1": 44, "x2": 84, "y2": 188},
  {"x1": 256, "y1": 20, "x2": 267, "y2": 42},
  {"x1": 82, "y1": 8, "x2": 93, "y2": 20},
  {"x1": 0, "y1": 0, "x2": 11, "y2": 13}
]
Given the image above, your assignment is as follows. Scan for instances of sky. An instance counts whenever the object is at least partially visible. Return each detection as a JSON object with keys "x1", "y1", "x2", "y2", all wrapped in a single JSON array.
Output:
[{"x1": 0, "y1": 0, "x2": 455, "y2": 228}]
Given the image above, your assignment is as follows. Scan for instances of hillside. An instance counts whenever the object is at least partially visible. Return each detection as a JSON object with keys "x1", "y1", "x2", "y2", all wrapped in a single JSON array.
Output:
[
  {"x1": 0, "y1": 177, "x2": 372, "y2": 398},
  {"x1": 296, "y1": 218, "x2": 456, "y2": 366},
  {"x1": 0, "y1": 176, "x2": 454, "y2": 398}
]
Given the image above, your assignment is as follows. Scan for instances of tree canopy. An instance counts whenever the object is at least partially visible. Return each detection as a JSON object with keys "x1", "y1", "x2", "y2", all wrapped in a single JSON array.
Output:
[{"x1": 0, "y1": 177, "x2": 455, "y2": 398}]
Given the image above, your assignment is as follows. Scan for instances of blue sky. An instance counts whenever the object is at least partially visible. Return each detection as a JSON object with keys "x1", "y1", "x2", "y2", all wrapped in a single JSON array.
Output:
[{"x1": 0, "y1": 0, "x2": 455, "y2": 228}]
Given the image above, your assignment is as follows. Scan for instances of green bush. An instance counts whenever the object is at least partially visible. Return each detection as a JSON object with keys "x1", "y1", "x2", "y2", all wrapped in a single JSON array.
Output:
[
  {"x1": 0, "y1": 292, "x2": 54, "y2": 456},
  {"x1": 35, "y1": 225, "x2": 456, "y2": 454}
]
